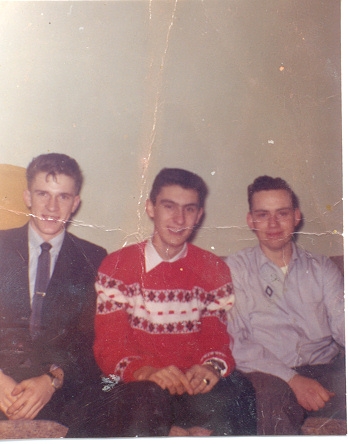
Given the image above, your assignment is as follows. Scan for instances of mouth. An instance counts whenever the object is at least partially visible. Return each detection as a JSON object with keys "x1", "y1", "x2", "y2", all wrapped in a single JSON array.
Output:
[
  {"x1": 168, "y1": 227, "x2": 187, "y2": 234},
  {"x1": 266, "y1": 232, "x2": 285, "y2": 240},
  {"x1": 39, "y1": 215, "x2": 62, "y2": 223}
]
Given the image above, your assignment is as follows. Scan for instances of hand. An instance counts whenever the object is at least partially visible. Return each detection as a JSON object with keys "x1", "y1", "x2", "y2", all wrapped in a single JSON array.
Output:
[
  {"x1": 288, "y1": 374, "x2": 335, "y2": 411},
  {"x1": 6, "y1": 375, "x2": 55, "y2": 420},
  {"x1": 134, "y1": 365, "x2": 194, "y2": 395},
  {"x1": 0, "y1": 371, "x2": 19, "y2": 417},
  {"x1": 185, "y1": 364, "x2": 220, "y2": 395}
]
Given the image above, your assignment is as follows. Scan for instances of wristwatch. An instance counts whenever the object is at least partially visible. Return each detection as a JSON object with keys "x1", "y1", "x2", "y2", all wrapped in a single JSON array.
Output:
[
  {"x1": 204, "y1": 359, "x2": 226, "y2": 377},
  {"x1": 46, "y1": 364, "x2": 64, "y2": 390},
  {"x1": 46, "y1": 369, "x2": 63, "y2": 390}
]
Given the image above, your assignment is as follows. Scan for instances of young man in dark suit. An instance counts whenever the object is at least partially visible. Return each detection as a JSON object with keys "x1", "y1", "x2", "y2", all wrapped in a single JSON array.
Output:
[{"x1": 0, "y1": 153, "x2": 107, "y2": 427}]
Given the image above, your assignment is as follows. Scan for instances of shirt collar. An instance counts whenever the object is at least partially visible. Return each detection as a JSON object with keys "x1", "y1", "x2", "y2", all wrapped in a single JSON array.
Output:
[
  {"x1": 257, "y1": 241, "x2": 298, "y2": 270},
  {"x1": 28, "y1": 224, "x2": 65, "y2": 252},
  {"x1": 145, "y1": 239, "x2": 188, "y2": 272}
]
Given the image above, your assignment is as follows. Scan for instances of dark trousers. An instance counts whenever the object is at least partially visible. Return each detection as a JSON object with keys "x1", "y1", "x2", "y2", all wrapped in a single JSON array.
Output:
[
  {"x1": 244, "y1": 353, "x2": 346, "y2": 435},
  {"x1": 65, "y1": 370, "x2": 256, "y2": 437}
]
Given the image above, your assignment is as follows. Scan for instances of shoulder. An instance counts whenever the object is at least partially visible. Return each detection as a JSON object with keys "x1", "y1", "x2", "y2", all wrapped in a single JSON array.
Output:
[
  {"x1": 187, "y1": 244, "x2": 232, "y2": 288},
  {"x1": 64, "y1": 232, "x2": 107, "y2": 267},
  {"x1": 292, "y1": 246, "x2": 344, "y2": 299},
  {"x1": 65, "y1": 232, "x2": 106, "y2": 255},
  {"x1": 225, "y1": 246, "x2": 258, "y2": 271},
  {"x1": 224, "y1": 246, "x2": 260, "y2": 288},
  {"x1": 0, "y1": 225, "x2": 28, "y2": 255},
  {"x1": 0, "y1": 227, "x2": 28, "y2": 277},
  {"x1": 294, "y1": 245, "x2": 343, "y2": 277},
  {"x1": 0, "y1": 225, "x2": 27, "y2": 243},
  {"x1": 188, "y1": 243, "x2": 229, "y2": 270},
  {"x1": 98, "y1": 242, "x2": 145, "y2": 276}
]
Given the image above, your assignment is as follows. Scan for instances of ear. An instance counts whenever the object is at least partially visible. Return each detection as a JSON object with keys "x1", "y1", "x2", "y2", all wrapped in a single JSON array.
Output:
[
  {"x1": 247, "y1": 212, "x2": 255, "y2": 230},
  {"x1": 294, "y1": 208, "x2": 301, "y2": 226},
  {"x1": 145, "y1": 199, "x2": 155, "y2": 219},
  {"x1": 196, "y1": 207, "x2": 204, "y2": 225},
  {"x1": 72, "y1": 195, "x2": 81, "y2": 214},
  {"x1": 23, "y1": 189, "x2": 32, "y2": 208}
]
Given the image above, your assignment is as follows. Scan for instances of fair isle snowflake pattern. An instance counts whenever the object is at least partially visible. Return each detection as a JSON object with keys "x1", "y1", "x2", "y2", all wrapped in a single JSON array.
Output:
[
  {"x1": 130, "y1": 316, "x2": 201, "y2": 334},
  {"x1": 96, "y1": 273, "x2": 234, "y2": 335},
  {"x1": 114, "y1": 356, "x2": 141, "y2": 380}
]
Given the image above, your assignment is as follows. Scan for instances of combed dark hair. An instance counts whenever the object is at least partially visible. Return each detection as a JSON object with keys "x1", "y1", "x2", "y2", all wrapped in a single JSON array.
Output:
[
  {"x1": 149, "y1": 168, "x2": 208, "y2": 208},
  {"x1": 248, "y1": 175, "x2": 299, "y2": 210},
  {"x1": 26, "y1": 153, "x2": 83, "y2": 194}
]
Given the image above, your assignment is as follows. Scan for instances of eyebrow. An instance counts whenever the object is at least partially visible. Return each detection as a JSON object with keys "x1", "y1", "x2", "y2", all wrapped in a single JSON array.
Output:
[
  {"x1": 33, "y1": 189, "x2": 75, "y2": 197},
  {"x1": 252, "y1": 207, "x2": 293, "y2": 213},
  {"x1": 159, "y1": 199, "x2": 199, "y2": 207}
]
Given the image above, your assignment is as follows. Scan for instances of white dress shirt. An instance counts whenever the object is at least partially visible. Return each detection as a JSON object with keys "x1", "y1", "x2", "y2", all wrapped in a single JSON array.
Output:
[{"x1": 144, "y1": 238, "x2": 188, "y2": 272}]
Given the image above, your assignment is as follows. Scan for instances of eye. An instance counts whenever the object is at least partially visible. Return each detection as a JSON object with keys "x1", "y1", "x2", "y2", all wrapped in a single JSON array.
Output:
[
  {"x1": 255, "y1": 212, "x2": 268, "y2": 220},
  {"x1": 59, "y1": 194, "x2": 70, "y2": 200},
  {"x1": 278, "y1": 210, "x2": 291, "y2": 219}
]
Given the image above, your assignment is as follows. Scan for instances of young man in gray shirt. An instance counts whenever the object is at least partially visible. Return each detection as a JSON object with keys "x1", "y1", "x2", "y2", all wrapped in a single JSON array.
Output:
[{"x1": 226, "y1": 175, "x2": 345, "y2": 435}]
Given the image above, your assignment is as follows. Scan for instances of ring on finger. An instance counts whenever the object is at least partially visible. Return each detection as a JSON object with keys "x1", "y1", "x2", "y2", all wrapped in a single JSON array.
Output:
[{"x1": 203, "y1": 378, "x2": 210, "y2": 386}]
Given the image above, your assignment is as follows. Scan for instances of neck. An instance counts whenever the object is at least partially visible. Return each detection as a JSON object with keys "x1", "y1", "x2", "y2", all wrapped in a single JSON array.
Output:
[
  {"x1": 261, "y1": 243, "x2": 293, "y2": 268},
  {"x1": 29, "y1": 220, "x2": 65, "y2": 243},
  {"x1": 151, "y1": 239, "x2": 185, "y2": 261}
]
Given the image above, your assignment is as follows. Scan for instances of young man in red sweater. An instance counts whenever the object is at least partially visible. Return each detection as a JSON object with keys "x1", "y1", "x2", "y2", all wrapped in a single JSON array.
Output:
[{"x1": 69, "y1": 168, "x2": 256, "y2": 437}]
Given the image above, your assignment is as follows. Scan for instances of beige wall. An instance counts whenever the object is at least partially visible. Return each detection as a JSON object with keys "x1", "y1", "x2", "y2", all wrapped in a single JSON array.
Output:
[{"x1": 0, "y1": 0, "x2": 342, "y2": 256}]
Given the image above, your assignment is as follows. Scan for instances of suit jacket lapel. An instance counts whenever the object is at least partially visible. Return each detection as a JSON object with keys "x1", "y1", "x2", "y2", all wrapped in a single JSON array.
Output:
[{"x1": 47, "y1": 232, "x2": 75, "y2": 295}]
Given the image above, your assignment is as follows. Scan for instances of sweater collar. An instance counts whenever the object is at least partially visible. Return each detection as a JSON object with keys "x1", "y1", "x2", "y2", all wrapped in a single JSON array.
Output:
[{"x1": 145, "y1": 239, "x2": 188, "y2": 272}]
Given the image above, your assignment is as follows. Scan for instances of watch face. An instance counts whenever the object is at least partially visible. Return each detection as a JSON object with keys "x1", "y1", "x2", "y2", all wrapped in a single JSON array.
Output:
[{"x1": 52, "y1": 376, "x2": 62, "y2": 389}]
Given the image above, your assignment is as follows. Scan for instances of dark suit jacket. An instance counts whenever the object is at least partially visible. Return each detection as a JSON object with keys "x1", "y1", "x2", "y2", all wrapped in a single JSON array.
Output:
[{"x1": 0, "y1": 224, "x2": 107, "y2": 399}]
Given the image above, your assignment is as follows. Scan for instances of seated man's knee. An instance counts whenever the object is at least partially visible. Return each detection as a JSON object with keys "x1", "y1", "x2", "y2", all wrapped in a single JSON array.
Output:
[
  {"x1": 125, "y1": 380, "x2": 170, "y2": 403},
  {"x1": 246, "y1": 372, "x2": 291, "y2": 397}
]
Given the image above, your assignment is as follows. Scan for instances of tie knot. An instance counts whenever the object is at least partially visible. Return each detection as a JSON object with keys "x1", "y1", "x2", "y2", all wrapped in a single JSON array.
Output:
[{"x1": 41, "y1": 242, "x2": 52, "y2": 252}]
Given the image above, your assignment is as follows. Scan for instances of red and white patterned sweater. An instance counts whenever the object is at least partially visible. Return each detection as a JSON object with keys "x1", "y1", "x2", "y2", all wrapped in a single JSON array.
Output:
[{"x1": 93, "y1": 242, "x2": 235, "y2": 382}]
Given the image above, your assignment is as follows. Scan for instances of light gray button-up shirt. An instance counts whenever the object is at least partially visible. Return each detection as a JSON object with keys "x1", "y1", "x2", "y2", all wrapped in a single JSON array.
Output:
[{"x1": 226, "y1": 243, "x2": 344, "y2": 382}]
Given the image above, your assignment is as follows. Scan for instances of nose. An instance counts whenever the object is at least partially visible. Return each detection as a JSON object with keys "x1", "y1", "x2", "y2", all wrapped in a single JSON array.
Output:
[
  {"x1": 46, "y1": 195, "x2": 59, "y2": 212},
  {"x1": 174, "y1": 207, "x2": 185, "y2": 225},
  {"x1": 268, "y1": 213, "x2": 279, "y2": 226}
]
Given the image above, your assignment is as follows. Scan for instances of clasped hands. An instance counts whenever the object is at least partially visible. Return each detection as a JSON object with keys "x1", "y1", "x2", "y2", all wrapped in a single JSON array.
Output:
[
  {"x1": 134, "y1": 363, "x2": 220, "y2": 396},
  {"x1": 0, "y1": 371, "x2": 55, "y2": 420}
]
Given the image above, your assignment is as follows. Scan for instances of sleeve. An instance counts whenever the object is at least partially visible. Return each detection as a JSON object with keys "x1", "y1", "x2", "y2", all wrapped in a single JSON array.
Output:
[
  {"x1": 36, "y1": 283, "x2": 101, "y2": 387},
  {"x1": 196, "y1": 315, "x2": 235, "y2": 377},
  {"x1": 93, "y1": 268, "x2": 154, "y2": 382},
  {"x1": 194, "y1": 258, "x2": 236, "y2": 376},
  {"x1": 226, "y1": 255, "x2": 297, "y2": 382},
  {"x1": 93, "y1": 303, "x2": 139, "y2": 379},
  {"x1": 227, "y1": 304, "x2": 297, "y2": 382},
  {"x1": 323, "y1": 256, "x2": 345, "y2": 347}
]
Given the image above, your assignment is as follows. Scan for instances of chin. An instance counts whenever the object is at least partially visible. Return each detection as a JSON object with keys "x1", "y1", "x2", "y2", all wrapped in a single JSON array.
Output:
[
  {"x1": 39, "y1": 223, "x2": 65, "y2": 236},
  {"x1": 266, "y1": 239, "x2": 290, "y2": 250}
]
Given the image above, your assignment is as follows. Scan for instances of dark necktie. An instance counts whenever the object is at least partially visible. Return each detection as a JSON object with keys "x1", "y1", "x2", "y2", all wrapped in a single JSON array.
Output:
[{"x1": 30, "y1": 242, "x2": 52, "y2": 338}]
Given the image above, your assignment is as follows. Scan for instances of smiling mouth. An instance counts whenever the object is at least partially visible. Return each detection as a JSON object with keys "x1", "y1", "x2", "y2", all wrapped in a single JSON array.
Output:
[
  {"x1": 169, "y1": 227, "x2": 187, "y2": 233},
  {"x1": 266, "y1": 232, "x2": 285, "y2": 239},
  {"x1": 37, "y1": 215, "x2": 62, "y2": 223}
]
